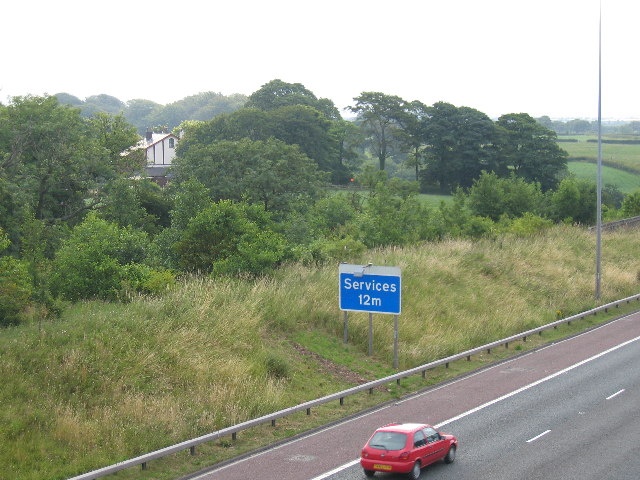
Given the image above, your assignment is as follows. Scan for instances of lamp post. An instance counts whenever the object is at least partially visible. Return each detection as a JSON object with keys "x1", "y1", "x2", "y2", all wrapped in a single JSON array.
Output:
[{"x1": 595, "y1": 0, "x2": 602, "y2": 301}]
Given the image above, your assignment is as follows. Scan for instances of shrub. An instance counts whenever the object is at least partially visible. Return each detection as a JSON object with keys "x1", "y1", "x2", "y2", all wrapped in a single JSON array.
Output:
[
  {"x1": 499, "y1": 212, "x2": 553, "y2": 237},
  {"x1": 50, "y1": 214, "x2": 149, "y2": 301},
  {"x1": 308, "y1": 235, "x2": 367, "y2": 264},
  {"x1": 0, "y1": 256, "x2": 33, "y2": 326},
  {"x1": 118, "y1": 263, "x2": 176, "y2": 299},
  {"x1": 621, "y1": 190, "x2": 640, "y2": 217},
  {"x1": 175, "y1": 200, "x2": 288, "y2": 276}
]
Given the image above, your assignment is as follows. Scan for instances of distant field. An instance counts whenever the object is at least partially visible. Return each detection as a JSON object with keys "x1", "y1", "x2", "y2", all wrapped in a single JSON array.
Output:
[
  {"x1": 559, "y1": 136, "x2": 640, "y2": 173},
  {"x1": 567, "y1": 161, "x2": 640, "y2": 194}
]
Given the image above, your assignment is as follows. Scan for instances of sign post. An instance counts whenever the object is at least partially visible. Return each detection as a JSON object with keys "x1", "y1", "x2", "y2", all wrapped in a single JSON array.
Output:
[{"x1": 339, "y1": 264, "x2": 401, "y2": 368}]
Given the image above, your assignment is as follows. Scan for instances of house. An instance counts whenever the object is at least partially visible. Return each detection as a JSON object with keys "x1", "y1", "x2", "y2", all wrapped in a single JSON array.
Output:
[{"x1": 141, "y1": 128, "x2": 180, "y2": 186}]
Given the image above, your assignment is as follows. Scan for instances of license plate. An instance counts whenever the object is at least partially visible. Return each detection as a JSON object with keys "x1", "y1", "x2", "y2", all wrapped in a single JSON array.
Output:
[{"x1": 374, "y1": 464, "x2": 392, "y2": 471}]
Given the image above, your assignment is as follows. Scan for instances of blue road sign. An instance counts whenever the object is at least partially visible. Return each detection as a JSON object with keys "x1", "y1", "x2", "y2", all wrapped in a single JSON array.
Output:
[{"x1": 339, "y1": 264, "x2": 401, "y2": 314}]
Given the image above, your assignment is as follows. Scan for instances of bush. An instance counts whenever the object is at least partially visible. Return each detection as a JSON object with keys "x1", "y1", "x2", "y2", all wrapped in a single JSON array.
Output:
[
  {"x1": 119, "y1": 264, "x2": 176, "y2": 299},
  {"x1": 308, "y1": 235, "x2": 367, "y2": 264},
  {"x1": 621, "y1": 190, "x2": 640, "y2": 217},
  {"x1": 0, "y1": 256, "x2": 33, "y2": 326},
  {"x1": 175, "y1": 200, "x2": 288, "y2": 276},
  {"x1": 498, "y1": 212, "x2": 553, "y2": 237},
  {"x1": 50, "y1": 214, "x2": 149, "y2": 301}
]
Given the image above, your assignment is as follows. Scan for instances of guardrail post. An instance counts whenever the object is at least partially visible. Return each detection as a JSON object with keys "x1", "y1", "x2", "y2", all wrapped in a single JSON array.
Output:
[
  {"x1": 340, "y1": 397, "x2": 344, "y2": 406},
  {"x1": 232, "y1": 432, "x2": 237, "y2": 441},
  {"x1": 306, "y1": 408, "x2": 311, "y2": 415},
  {"x1": 141, "y1": 462, "x2": 147, "y2": 471},
  {"x1": 505, "y1": 342, "x2": 509, "y2": 348},
  {"x1": 190, "y1": 446, "x2": 196, "y2": 456},
  {"x1": 271, "y1": 419, "x2": 276, "y2": 427},
  {"x1": 467, "y1": 355, "x2": 471, "y2": 361}
]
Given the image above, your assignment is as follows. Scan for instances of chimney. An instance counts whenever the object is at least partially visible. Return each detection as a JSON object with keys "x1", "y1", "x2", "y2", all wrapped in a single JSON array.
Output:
[{"x1": 146, "y1": 129, "x2": 153, "y2": 142}]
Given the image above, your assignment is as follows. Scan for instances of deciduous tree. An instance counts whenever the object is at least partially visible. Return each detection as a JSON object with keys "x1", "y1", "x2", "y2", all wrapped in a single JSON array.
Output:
[
  {"x1": 245, "y1": 79, "x2": 340, "y2": 120},
  {"x1": 174, "y1": 200, "x2": 287, "y2": 275},
  {"x1": 494, "y1": 113, "x2": 568, "y2": 191},
  {"x1": 422, "y1": 102, "x2": 497, "y2": 191},
  {"x1": 348, "y1": 92, "x2": 407, "y2": 171},
  {"x1": 172, "y1": 137, "x2": 326, "y2": 215}
]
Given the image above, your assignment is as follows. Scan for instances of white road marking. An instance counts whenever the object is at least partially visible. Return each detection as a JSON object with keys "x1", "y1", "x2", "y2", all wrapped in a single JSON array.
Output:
[
  {"x1": 192, "y1": 314, "x2": 639, "y2": 480},
  {"x1": 606, "y1": 389, "x2": 625, "y2": 400},
  {"x1": 310, "y1": 332, "x2": 640, "y2": 480},
  {"x1": 310, "y1": 460, "x2": 360, "y2": 479},
  {"x1": 527, "y1": 429, "x2": 551, "y2": 443}
]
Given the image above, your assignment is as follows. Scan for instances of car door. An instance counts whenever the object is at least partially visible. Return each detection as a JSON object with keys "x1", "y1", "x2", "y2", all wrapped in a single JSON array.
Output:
[
  {"x1": 411, "y1": 429, "x2": 429, "y2": 464},
  {"x1": 422, "y1": 427, "x2": 448, "y2": 465}
]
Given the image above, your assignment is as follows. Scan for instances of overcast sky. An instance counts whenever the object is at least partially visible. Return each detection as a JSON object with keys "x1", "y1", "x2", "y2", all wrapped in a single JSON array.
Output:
[{"x1": 2, "y1": 0, "x2": 637, "y2": 120}]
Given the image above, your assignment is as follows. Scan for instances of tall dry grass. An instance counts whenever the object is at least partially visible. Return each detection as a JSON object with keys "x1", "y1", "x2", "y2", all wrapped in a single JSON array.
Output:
[{"x1": 2, "y1": 225, "x2": 640, "y2": 479}]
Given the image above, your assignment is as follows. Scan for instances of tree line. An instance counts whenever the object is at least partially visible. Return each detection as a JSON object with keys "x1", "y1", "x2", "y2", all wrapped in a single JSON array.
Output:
[
  {"x1": 2, "y1": 80, "x2": 640, "y2": 327},
  {"x1": 538, "y1": 116, "x2": 640, "y2": 136}
]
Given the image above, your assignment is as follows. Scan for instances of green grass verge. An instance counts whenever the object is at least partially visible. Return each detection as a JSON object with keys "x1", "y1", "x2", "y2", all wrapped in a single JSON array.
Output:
[
  {"x1": 3, "y1": 225, "x2": 640, "y2": 479},
  {"x1": 64, "y1": 301, "x2": 640, "y2": 480}
]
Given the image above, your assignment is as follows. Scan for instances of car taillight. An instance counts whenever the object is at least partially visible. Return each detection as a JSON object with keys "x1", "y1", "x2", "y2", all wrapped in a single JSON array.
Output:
[{"x1": 399, "y1": 451, "x2": 410, "y2": 460}]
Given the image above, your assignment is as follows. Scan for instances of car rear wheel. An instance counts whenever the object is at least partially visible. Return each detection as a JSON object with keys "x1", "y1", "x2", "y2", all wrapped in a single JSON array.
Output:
[
  {"x1": 408, "y1": 460, "x2": 421, "y2": 479},
  {"x1": 363, "y1": 469, "x2": 375, "y2": 477},
  {"x1": 444, "y1": 444, "x2": 456, "y2": 464}
]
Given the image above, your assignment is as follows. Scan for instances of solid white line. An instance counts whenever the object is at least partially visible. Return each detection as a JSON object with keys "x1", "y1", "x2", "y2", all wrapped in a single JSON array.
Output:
[
  {"x1": 527, "y1": 429, "x2": 551, "y2": 443},
  {"x1": 606, "y1": 389, "x2": 625, "y2": 400},
  {"x1": 195, "y1": 314, "x2": 640, "y2": 480},
  {"x1": 310, "y1": 332, "x2": 640, "y2": 480},
  {"x1": 434, "y1": 333, "x2": 640, "y2": 429},
  {"x1": 310, "y1": 459, "x2": 360, "y2": 479}
]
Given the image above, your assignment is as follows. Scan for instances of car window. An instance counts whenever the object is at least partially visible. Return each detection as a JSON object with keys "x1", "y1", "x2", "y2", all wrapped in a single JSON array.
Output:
[
  {"x1": 368, "y1": 431, "x2": 408, "y2": 451},
  {"x1": 413, "y1": 429, "x2": 426, "y2": 447},
  {"x1": 423, "y1": 427, "x2": 440, "y2": 443}
]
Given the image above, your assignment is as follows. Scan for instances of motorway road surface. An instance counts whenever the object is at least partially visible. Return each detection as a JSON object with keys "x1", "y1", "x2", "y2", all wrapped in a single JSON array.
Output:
[{"x1": 187, "y1": 311, "x2": 640, "y2": 480}]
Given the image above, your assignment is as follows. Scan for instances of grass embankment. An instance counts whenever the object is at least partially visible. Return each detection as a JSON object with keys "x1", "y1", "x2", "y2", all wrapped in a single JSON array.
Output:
[{"x1": 3, "y1": 225, "x2": 640, "y2": 480}]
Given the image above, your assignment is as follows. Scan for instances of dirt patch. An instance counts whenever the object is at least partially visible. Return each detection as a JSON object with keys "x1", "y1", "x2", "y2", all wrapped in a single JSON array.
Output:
[{"x1": 291, "y1": 342, "x2": 389, "y2": 392}]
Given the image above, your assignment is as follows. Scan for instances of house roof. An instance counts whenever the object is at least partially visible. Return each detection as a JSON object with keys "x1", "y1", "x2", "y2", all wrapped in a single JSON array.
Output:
[
  {"x1": 145, "y1": 165, "x2": 172, "y2": 177},
  {"x1": 143, "y1": 133, "x2": 179, "y2": 150}
]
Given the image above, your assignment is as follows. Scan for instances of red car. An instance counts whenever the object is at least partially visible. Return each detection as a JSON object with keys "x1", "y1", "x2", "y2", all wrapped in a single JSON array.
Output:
[{"x1": 360, "y1": 422, "x2": 457, "y2": 479}]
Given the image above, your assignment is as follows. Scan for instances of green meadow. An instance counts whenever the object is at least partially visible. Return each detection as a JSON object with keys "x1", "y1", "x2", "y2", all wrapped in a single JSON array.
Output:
[
  {"x1": 567, "y1": 161, "x2": 640, "y2": 194},
  {"x1": 560, "y1": 136, "x2": 640, "y2": 194}
]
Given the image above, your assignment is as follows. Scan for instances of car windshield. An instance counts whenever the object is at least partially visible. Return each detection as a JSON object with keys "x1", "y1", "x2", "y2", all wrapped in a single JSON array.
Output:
[{"x1": 368, "y1": 431, "x2": 408, "y2": 451}]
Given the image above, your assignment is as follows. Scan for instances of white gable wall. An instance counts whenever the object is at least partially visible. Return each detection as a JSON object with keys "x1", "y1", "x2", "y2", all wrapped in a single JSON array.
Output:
[{"x1": 146, "y1": 135, "x2": 178, "y2": 166}]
